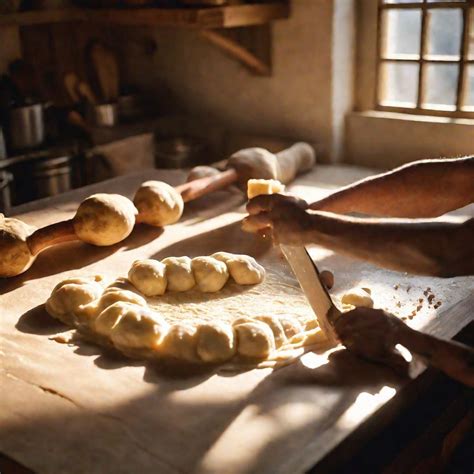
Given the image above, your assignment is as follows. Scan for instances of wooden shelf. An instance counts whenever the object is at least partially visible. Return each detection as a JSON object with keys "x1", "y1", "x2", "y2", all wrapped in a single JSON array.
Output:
[{"x1": 0, "y1": 3, "x2": 289, "y2": 28}]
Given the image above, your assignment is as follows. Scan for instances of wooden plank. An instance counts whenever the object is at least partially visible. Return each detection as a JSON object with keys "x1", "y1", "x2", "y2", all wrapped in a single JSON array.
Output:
[{"x1": 0, "y1": 8, "x2": 85, "y2": 27}]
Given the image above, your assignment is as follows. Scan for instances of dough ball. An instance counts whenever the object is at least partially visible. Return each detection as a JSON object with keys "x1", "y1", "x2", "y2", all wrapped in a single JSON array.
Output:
[
  {"x1": 232, "y1": 316, "x2": 256, "y2": 326},
  {"x1": 160, "y1": 324, "x2": 197, "y2": 362},
  {"x1": 247, "y1": 179, "x2": 285, "y2": 200},
  {"x1": 191, "y1": 256, "x2": 229, "y2": 293},
  {"x1": 134, "y1": 181, "x2": 184, "y2": 227},
  {"x1": 341, "y1": 287, "x2": 374, "y2": 309},
  {"x1": 227, "y1": 147, "x2": 279, "y2": 188},
  {"x1": 255, "y1": 315, "x2": 287, "y2": 348},
  {"x1": 0, "y1": 215, "x2": 36, "y2": 278},
  {"x1": 226, "y1": 255, "x2": 265, "y2": 285},
  {"x1": 210, "y1": 251, "x2": 235, "y2": 263},
  {"x1": 128, "y1": 259, "x2": 167, "y2": 296},
  {"x1": 73, "y1": 193, "x2": 137, "y2": 246},
  {"x1": 162, "y1": 256, "x2": 195, "y2": 292},
  {"x1": 234, "y1": 321, "x2": 275, "y2": 359},
  {"x1": 46, "y1": 278, "x2": 103, "y2": 326},
  {"x1": 97, "y1": 288, "x2": 147, "y2": 313},
  {"x1": 278, "y1": 316, "x2": 303, "y2": 339},
  {"x1": 196, "y1": 322, "x2": 236, "y2": 363},
  {"x1": 111, "y1": 307, "x2": 169, "y2": 351},
  {"x1": 186, "y1": 166, "x2": 220, "y2": 182}
]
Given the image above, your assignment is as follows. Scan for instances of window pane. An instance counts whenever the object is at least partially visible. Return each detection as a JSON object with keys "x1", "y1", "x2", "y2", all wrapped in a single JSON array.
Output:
[
  {"x1": 379, "y1": 62, "x2": 419, "y2": 107},
  {"x1": 423, "y1": 64, "x2": 459, "y2": 109},
  {"x1": 382, "y1": 9, "x2": 422, "y2": 57},
  {"x1": 426, "y1": 9, "x2": 462, "y2": 58},
  {"x1": 463, "y1": 65, "x2": 474, "y2": 110},
  {"x1": 468, "y1": 8, "x2": 474, "y2": 60}
]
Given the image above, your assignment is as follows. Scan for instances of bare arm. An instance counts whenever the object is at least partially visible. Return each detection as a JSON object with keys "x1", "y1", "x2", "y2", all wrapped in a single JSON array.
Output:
[
  {"x1": 335, "y1": 308, "x2": 474, "y2": 387},
  {"x1": 310, "y1": 157, "x2": 474, "y2": 217},
  {"x1": 244, "y1": 196, "x2": 474, "y2": 277}
]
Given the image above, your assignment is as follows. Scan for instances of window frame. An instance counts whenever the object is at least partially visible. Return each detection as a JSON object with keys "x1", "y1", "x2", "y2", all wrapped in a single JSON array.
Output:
[{"x1": 374, "y1": 0, "x2": 474, "y2": 118}]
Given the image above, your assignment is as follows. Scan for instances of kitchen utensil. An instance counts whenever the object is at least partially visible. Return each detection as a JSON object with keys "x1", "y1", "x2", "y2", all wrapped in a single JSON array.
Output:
[
  {"x1": 88, "y1": 103, "x2": 118, "y2": 127},
  {"x1": 8, "y1": 103, "x2": 45, "y2": 151},
  {"x1": 64, "y1": 73, "x2": 81, "y2": 104},
  {"x1": 280, "y1": 245, "x2": 340, "y2": 343},
  {"x1": 77, "y1": 82, "x2": 98, "y2": 105},
  {"x1": 90, "y1": 42, "x2": 120, "y2": 102}
]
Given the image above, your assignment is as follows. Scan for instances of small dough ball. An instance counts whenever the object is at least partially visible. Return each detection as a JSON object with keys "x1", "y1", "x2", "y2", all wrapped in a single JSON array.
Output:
[
  {"x1": 279, "y1": 316, "x2": 303, "y2": 339},
  {"x1": 247, "y1": 179, "x2": 285, "y2": 200},
  {"x1": 210, "y1": 251, "x2": 235, "y2": 263},
  {"x1": 196, "y1": 322, "x2": 236, "y2": 363},
  {"x1": 162, "y1": 256, "x2": 195, "y2": 292},
  {"x1": 234, "y1": 321, "x2": 275, "y2": 359},
  {"x1": 134, "y1": 181, "x2": 184, "y2": 227},
  {"x1": 191, "y1": 256, "x2": 229, "y2": 293},
  {"x1": 46, "y1": 278, "x2": 103, "y2": 326},
  {"x1": 111, "y1": 307, "x2": 169, "y2": 351},
  {"x1": 341, "y1": 287, "x2": 374, "y2": 309},
  {"x1": 160, "y1": 324, "x2": 197, "y2": 362},
  {"x1": 73, "y1": 193, "x2": 137, "y2": 246},
  {"x1": 255, "y1": 315, "x2": 287, "y2": 348},
  {"x1": 128, "y1": 259, "x2": 167, "y2": 296},
  {"x1": 0, "y1": 215, "x2": 36, "y2": 278},
  {"x1": 97, "y1": 289, "x2": 147, "y2": 313},
  {"x1": 94, "y1": 301, "x2": 133, "y2": 337},
  {"x1": 226, "y1": 255, "x2": 265, "y2": 285},
  {"x1": 186, "y1": 166, "x2": 220, "y2": 182}
]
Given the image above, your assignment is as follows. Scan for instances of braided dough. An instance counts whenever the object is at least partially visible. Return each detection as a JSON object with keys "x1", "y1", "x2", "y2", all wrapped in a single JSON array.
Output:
[{"x1": 45, "y1": 253, "x2": 332, "y2": 365}]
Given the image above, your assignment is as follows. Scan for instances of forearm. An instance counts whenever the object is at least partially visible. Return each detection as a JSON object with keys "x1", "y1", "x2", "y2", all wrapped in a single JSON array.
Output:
[
  {"x1": 397, "y1": 325, "x2": 474, "y2": 387},
  {"x1": 309, "y1": 157, "x2": 474, "y2": 218},
  {"x1": 300, "y1": 212, "x2": 474, "y2": 277}
]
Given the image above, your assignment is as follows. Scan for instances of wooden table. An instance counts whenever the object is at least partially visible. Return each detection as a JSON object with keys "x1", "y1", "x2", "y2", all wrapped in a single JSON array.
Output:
[{"x1": 1, "y1": 165, "x2": 473, "y2": 474}]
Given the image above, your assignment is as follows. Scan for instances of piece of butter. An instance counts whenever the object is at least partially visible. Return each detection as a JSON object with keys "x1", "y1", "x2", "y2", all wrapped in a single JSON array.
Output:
[{"x1": 247, "y1": 179, "x2": 285, "y2": 200}]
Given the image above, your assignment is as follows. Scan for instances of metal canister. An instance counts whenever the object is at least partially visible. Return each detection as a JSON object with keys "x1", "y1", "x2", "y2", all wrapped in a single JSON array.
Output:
[
  {"x1": 32, "y1": 155, "x2": 72, "y2": 199},
  {"x1": 0, "y1": 170, "x2": 13, "y2": 215},
  {"x1": 9, "y1": 104, "x2": 45, "y2": 151}
]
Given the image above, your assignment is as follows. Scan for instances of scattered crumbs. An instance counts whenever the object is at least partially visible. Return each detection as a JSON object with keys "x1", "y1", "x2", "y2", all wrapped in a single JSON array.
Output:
[
  {"x1": 423, "y1": 290, "x2": 428, "y2": 297},
  {"x1": 418, "y1": 298, "x2": 424, "y2": 304},
  {"x1": 406, "y1": 286, "x2": 411, "y2": 293},
  {"x1": 401, "y1": 316, "x2": 407, "y2": 321},
  {"x1": 434, "y1": 301, "x2": 443, "y2": 309},
  {"x1": 428, "y1": 294, "x2": 435, "y2": 304},
  {"x1": 396, "y1": 302, "x2": 401, "y2": 308},
  {"x1": 394, "y1": 284, "x2": 399, "y2": 290},
  {"x1": 416, "y1": 304, "x2": 423, "y2": 312},
  {"x1": 49, "y1": 333, "x2": 74, "y2": 344}
]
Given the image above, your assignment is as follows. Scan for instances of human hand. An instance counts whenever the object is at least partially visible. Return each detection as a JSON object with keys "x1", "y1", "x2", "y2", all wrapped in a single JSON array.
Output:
[
  {"x1": 334, "y1": 307, "x2": 410, "y2": 375},
  {"x1": 242, "y1": 194, "x2": 311, "y2": 245}
]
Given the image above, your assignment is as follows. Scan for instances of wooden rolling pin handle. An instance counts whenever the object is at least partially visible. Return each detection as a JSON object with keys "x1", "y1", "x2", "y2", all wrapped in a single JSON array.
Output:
[
  {"x1": 175, "y1": 168, "x2": 239, "y2": 203},
  {"x1": 27, "y1": 219, "x2": 77, "y2": 256}
]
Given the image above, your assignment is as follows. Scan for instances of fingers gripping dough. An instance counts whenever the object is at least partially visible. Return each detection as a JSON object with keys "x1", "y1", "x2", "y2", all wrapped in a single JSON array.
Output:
[
  {"x1": 191, "y1": 256, "x2": 229, "y2": 293},
  {"x1": 212, "y1": 252, "x2": 265, "y2": 285},
  {"x1": 341, "y1": 287, "x2": 374, "y2": 309},
  {"x1": 111, "y1": 306, "x2": 169, "y2": 351},
  {"x1": 128, "y1": 259, "x2": 167, "y2": 296},
  {"x1": 46, "y1": 277, "x2": 104, "y2": 326},
  {"x1": 134, "y1": 181, "x2": 184, "y2": 227},
  {"x1": 234, "y1": 321, "x2": 276, "y2": 358},
  {"x1": 73, "y1": 194, "x2": 137, "y2": 246},
  {"x1": 196, "y1": 322, "x2": 236, "y2": 363},
  {"x1": 162, "y1": 257, "x2": 196, "y2": 292},
  {"x1": 0, "y1": 215, "x2": 36, "y2": 278},
  {"x1": 160, "y1": 324, "x2": 198, "y2": 362}
]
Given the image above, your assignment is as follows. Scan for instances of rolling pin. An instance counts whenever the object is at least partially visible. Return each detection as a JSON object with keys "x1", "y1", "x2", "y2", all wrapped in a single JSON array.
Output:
[
  {"x1": 134, "y1": 142, "x2": 316, "y2": 227},
  {"x1": 0, "y1": 194, "x2": 137, "y2": 278}
]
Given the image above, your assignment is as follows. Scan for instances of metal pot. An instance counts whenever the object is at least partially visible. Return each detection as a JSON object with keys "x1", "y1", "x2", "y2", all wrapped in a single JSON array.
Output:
[
  {"x1": 8, "y1": 103, "x2": 45, "y2": 151},
  {"x1": 32, "y1": 155, "x2": 72, "y2": 199},
  {"x1": 87, "y1": 103, "x2": 118, "y2": 127}
]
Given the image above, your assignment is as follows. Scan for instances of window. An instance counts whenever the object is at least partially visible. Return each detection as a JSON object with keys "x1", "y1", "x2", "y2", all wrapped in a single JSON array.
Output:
[{"x1": 375, "y1": 0, "x2": 474, "y2": 117}]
